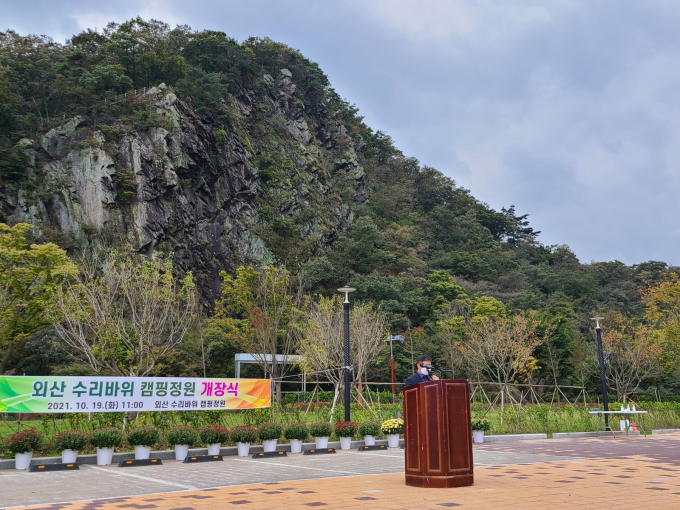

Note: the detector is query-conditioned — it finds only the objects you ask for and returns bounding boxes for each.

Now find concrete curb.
[482,433,547,442]
[652,429,680,434]
[552,431,640,439]
[0,439,392,470]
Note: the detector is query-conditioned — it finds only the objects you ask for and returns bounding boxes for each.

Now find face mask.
[420,366,430,376]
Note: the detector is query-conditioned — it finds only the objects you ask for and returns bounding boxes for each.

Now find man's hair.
[416,355,432,365]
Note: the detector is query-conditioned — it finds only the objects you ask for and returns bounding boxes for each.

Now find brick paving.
[6,433,680,510]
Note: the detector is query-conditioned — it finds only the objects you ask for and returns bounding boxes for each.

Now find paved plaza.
[4,433,680,509]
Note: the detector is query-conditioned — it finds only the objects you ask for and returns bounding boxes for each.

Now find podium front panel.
[444,380,473,473]
[403,379,473,488]
[404,384,420,473]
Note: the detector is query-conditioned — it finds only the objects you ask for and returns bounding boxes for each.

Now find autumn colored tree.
[214,266,303,401]
[595,315,662,402]
[297,295,387,406]
[643,274,680,376]
[53,250,197,376]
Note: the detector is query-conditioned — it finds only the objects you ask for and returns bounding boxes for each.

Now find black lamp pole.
[592,316,609,428]
[338,286,356,422]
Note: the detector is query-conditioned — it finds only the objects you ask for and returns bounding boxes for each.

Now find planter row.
[2,437,401,470]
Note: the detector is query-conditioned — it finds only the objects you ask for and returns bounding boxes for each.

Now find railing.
[101,86,152,106]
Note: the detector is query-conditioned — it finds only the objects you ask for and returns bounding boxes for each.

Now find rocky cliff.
[0,71,368,303]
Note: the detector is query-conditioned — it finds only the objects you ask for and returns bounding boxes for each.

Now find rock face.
[0,73,368,304]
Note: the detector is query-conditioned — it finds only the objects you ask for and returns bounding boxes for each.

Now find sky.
[4,0,680,266]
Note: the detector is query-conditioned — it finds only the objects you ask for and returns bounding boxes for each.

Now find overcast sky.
[4,0,680,265]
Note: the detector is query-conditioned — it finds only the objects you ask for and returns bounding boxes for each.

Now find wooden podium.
[403,379,474,488]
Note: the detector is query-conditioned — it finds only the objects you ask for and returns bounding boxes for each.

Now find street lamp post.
[338,286,356,422]
[386,335,405,402]
[591,316,610,428]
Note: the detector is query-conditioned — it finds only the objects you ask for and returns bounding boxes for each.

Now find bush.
[90,427,124,449]
[309,422,333,438]
[199,425,230,445]
[471,419,491,432]
[53,430,88,451]
[258,422,283,441]
[381,419,404,435]
[334,421,358,437]
[284,422,309,441]
[358,421,381,437]
[230,425,258,444]
[166,426,198,446]
[127,426,160,447]
[6,429,43,454]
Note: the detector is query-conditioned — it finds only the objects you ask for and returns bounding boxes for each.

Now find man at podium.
[404,355,440,387]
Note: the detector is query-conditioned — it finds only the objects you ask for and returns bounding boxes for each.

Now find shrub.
[230,425,258,444]
[381,419,404,435]
[258,422,283,441]
[90,427,124,449]
[6,429,43,454]
[53,430,88,451]
[199,425,230,445]
[309,422,333,438]
[358,421,381,437]
[166,426,198,446]
[284,422,309,441]
[334,421,358,437]
[471,419,492,432]
[127,426,160,447]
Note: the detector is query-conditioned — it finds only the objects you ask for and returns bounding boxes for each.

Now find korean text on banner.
[0,376,271,413]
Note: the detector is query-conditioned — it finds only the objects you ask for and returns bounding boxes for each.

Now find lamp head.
[590,316,604,329]
[337,286,356,303]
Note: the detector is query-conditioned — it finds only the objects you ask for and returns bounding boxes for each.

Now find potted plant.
[127,426,160,459]
[53,430,88,464]
[90,427,124,465]
[309,422,333,449]
[284,423,309,453]
[358,421,381,446]
[334,421,358,450]
[231,425,258,457]
[381,419,404,448]
[258,422,283,452]
[200,425,230,456]
[471,419,491,443]
[166,425,198,461]
[6,429,43,470]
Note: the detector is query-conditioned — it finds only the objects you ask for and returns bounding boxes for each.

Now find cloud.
[4,0,680,264]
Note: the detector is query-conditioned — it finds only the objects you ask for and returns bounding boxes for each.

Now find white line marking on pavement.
[232,458,363,475]
[357,453,404,459]
[87,465,198,490]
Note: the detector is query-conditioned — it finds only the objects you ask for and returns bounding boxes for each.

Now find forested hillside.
[1,18,679,401]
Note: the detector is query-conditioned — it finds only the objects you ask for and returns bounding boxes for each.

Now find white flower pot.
[62,449,78,463]
[96,447,114,466]
[263,439,278,452]
[237,442,250,457]
[387,434,400,448]
[175,444,189,461]
[314,436,329,449]
[134,445,151,459]
[364,435,375,446]
[290,439,302,453]
[207,443,221,455]
[14,451,33,470]
[340,437,352,450]
[472,430,485,443]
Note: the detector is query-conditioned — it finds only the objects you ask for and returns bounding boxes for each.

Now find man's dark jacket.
[404,373,429,388]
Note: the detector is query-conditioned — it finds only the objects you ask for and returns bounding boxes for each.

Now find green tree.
[0,223,77,373]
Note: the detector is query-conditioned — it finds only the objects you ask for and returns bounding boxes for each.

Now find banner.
[0,376,271,413]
